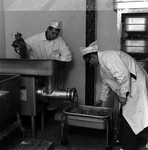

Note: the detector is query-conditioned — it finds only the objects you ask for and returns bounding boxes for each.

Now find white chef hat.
[80,41,98,56]
[49,21,60,29]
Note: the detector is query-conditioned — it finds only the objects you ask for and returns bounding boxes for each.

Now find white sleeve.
[107,61,131,98]
[24,37,39,59]
[57,37,73,62]
[100,79,111,101]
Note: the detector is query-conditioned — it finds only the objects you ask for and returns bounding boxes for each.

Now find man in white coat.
[80,41,148,150]
[25,20,72,61]
[12,21,72,61]
[25,21,72,117]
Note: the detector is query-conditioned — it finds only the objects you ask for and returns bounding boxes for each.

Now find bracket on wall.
[85,0,96,106]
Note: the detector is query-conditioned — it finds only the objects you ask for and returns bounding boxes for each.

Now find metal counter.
[0,58,66,76]
[0,59,67,138]
[0,74,25,140]
[61,105,113,150]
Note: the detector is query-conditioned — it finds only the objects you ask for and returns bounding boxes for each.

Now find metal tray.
[113,1,148,9]
[125,25,148,32]
[123,40,148,53]
[63,105,112,130]
[114,0,147,2]
[123,46,148,53]
[61,105,113,149]
[124,40,148,46]
[0,58,66,76]
[125,17,147,24]
[124,17,148,31]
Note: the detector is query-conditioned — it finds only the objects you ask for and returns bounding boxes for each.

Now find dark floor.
[0,108,147,150]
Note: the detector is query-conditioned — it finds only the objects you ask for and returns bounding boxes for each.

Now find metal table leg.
[61,114,69,146]
[31,116,35,139]
[103,114,113,150]
[41,111,44,132]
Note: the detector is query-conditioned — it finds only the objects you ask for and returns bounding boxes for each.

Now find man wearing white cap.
[24,21,72,118]
[24,20,72,61]
[80,42,148,150]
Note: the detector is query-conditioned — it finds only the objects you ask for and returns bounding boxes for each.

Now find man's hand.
[94,100,102,107]
[119,97,127,106]
[51,50,60,59]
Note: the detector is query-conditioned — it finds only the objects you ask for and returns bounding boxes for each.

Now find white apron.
[98,50,148,134]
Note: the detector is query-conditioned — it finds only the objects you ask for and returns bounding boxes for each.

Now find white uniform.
[25,32,72,110]
[25,32,72,61]
[98,50,148,134]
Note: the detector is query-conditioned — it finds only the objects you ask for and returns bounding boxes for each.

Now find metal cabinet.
[116,8,148,63]
[114,1,148,148]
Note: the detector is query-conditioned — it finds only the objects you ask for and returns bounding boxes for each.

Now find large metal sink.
[0,58,66,76]
[0,59,67,138]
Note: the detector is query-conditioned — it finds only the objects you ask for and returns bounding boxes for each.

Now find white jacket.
[25,32,72,61]
[98,50,148,134]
